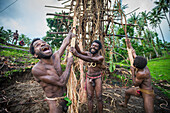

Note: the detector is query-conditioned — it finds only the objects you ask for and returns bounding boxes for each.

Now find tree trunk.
[147,27,159,57]
[149,53,152,60]
[158,24,169,54]
[67,1,79,113]
[143,30,152,48]
[78,0,88,103]
[78,40,87,103]
[163,11,170,28]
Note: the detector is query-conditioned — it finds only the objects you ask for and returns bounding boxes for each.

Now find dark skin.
[12,30,19,44]
[31,31,74,113]
[70,42,104,113]
[119,39,154,113]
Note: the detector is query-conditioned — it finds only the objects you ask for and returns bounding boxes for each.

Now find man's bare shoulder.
[32,62,45,77]
[32,61,41,70]
[136,67,150,79]
[52,51,60,58]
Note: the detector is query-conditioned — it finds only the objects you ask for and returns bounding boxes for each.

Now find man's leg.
[142,93,154,113]
[15,38,18,45]
[87,78,95,113]
[12,38,15,44]
[47,100,63,113]
[119,87,140,107]
[95,78,103,113]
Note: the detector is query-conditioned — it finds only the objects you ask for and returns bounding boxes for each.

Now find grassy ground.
[0,46,39,77]
[147,55,170,97]
[147,55,170,82]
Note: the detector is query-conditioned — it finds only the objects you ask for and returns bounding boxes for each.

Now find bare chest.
[43,64,58,76]
[87,62,102,74]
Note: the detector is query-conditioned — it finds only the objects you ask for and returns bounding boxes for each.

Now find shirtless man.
[119,38,154,113]
[70,40,104,113]
[12,30,19,45]
[29,30,75,113]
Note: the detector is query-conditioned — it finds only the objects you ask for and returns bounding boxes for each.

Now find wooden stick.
[48,32,143,40]
[113,21,138,26]
[46,13,73,19]
[106,34,143,40]
[45,5,70,9]
[126,7,140,16]
[49,32,68,34]
[62,0,71,5]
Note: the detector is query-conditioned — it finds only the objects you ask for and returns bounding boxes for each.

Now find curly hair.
[133,56,147,69]
[92,40,102,50]
[29,38,40,55]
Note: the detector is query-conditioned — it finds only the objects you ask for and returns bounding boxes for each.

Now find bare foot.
[119,102,127,107]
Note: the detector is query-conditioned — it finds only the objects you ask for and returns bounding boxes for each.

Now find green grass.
[0,47,39,77]
[147,55,170,82]
[147,55,170,98]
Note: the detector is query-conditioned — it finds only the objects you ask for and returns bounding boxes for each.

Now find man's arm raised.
[75,43,88,56]
[71,47,104,63]
[130,66,144,86]
[54,30,75,58]
[125,38,137,58]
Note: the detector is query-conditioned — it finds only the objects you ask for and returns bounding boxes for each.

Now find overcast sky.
[0,0,169,42]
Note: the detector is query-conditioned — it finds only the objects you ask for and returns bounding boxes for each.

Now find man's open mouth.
[42,47,49,51]
[91,48,96,51]
[41,46,51,53]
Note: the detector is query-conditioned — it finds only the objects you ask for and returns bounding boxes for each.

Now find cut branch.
[48,32,143,39]
[113,21,138,26]
[111,51,129,64]
[45,5,70,9]
[106,34,143,40]
[62,0,71,5]
[126,7,140,16]
[46,13,73,19]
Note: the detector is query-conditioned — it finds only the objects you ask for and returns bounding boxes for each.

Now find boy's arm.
[126,38,137,58]
[130,66,143,86]
[132,49,137,58]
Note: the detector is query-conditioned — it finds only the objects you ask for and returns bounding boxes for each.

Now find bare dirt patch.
[0,71,169,113]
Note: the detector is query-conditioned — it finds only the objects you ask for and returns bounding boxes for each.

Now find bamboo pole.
[45,5,70,9]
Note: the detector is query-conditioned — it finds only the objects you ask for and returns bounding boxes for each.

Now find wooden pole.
[45,5,70,9]
[46,13,73,19]
[67,0,79,113]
